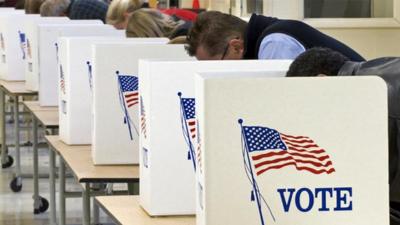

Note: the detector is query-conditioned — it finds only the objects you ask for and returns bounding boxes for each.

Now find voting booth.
[38,24,116,106]
[138,60,291,216]
[0,14,40,80]
[0,8,23,12]
[92,43,190,165]
[58,37,168,145]
[23,18,101,91]
[195,74,389,225]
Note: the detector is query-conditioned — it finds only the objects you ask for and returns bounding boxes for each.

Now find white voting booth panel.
[195,74,389,225]
[138,60,291,216]
[0,8,22,12]
[92,43,190,165]
[38,24,114,106]
[0,14,40,80]
[24,17,71,90]
[24,18,101,91]
[58,37,167,145]
[0,9,24,15]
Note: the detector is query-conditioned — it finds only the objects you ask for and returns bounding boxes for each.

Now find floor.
[0,116,114,225]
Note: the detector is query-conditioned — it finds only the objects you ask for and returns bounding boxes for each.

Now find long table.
[45,135,140,225]
[0,81,37,194]
[23,101,58,214]
[96,196,195,225]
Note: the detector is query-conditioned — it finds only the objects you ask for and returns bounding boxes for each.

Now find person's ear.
[124,12,132,20]
[229,38,244,55]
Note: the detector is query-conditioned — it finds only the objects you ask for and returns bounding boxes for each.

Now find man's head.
[40,0,70,17]
[185,11,248,60]
[286,47,350,77]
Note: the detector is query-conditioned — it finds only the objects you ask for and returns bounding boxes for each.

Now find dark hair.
[286,47,350,77]
[15,0,25,9]
[185,11,247,57]
[26,0,46,14]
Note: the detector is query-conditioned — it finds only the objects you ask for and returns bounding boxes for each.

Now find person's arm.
[258,33,306,60]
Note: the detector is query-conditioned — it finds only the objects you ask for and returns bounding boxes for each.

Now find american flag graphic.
[178,92,197,171]
[140,96,147,139]
[242,125,335,176]
[18,31,26,60]
[182,98,196,139]
[117,75,139,108]
[59,65,65,94]
[117,72,139,140]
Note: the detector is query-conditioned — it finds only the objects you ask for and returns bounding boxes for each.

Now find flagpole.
[87,61,92,91]
[238,119,265,225]
[55,43,59,62]
[178,92,196,171]
[117,71,133,140]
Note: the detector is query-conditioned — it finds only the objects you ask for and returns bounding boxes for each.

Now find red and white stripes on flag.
[197,141,202,173]
[124,92,139,108]
[140,96,147,139]
[253,133,335,176]
[242,125,335,176]
[187,118,196,140]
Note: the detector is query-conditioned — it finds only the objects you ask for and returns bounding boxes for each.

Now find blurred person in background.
[25,0,44,13]
[125,8,192,41]
[40,0,109,23]
[106,0,144,29]
[0,0,21,7]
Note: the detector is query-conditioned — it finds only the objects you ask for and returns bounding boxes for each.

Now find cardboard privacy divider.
[92,42,190,165]
[195,74,389,225]
[0,14,40,80]
[58,37,168,145]
[0,9,24,15]
[38,24,115,106]
[0,8,22,12]
[24,18,101,91]
[138,60,291,216]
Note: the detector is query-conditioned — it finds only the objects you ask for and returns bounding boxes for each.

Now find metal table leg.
[0,89,5,164]
[83,183,91,225]
[32,117,40,211]
[59,157,66,225]
[93,198,100,225]
[0,89,11,168]
[128,182,139,195]
[32,116,49,214]
[10,96,22,192]
[49,148,56,224]
[33,117,49,214]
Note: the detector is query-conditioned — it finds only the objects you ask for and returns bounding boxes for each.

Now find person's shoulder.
[73,0,108,6]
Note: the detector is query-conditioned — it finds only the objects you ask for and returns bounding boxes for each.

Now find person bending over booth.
[40,0,109,23]
[106,0,197,30]
[286,47,400,225]
[106,0,144,29]
[185,11,365,61]
[125,8,192,41]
